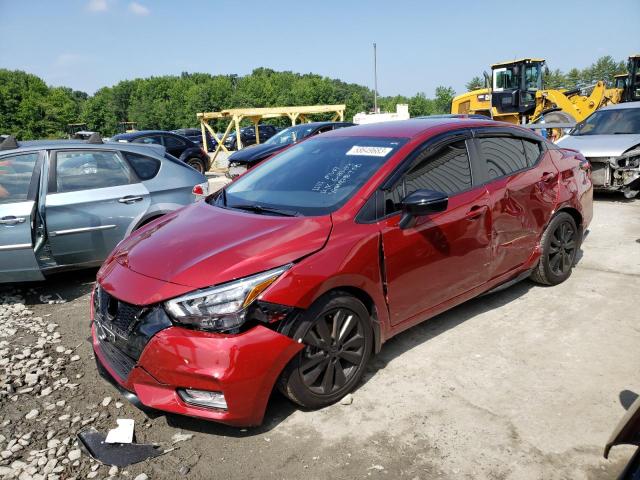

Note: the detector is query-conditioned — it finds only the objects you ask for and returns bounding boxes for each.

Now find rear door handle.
[0,216,27,225]
[118,195,143,204]
[465,205,487,220]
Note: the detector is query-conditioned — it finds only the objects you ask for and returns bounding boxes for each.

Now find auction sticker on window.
[346,145,394,157]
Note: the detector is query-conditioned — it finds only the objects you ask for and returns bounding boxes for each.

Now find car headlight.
[164,265,291,332]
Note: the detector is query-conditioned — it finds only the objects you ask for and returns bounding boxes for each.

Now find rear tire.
[530,212,579,285]
[277,292,373,409]
[186,158,206,173]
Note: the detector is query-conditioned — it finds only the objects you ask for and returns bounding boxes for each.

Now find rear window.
[124,152,161,180]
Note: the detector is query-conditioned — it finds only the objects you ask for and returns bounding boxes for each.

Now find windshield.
[524,64,543,90]
[493,63,542,91]
[264,124,318,146]
[220,136,407,216]
[571,108,640,136]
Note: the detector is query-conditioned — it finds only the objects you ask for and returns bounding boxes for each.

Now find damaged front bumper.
[91,282,303,426]
[588,148,640,198]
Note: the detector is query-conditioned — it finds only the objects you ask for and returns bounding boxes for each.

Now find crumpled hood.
[556,134,640,158]
[102,201,332,289]
[228,143,287,165]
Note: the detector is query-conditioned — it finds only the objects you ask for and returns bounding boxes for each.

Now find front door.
[0,151,45,282]
[45,149,151,267]
[378,138,492,326]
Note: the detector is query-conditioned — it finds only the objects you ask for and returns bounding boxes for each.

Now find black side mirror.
[399,189,448,229]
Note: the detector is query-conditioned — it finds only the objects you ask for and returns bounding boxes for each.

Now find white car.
[556,102,640,198]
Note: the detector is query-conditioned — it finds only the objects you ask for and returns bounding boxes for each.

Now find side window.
[316,126,333,134]
[163,135,186,148]
[0,152,39,204]
[124,152,161,180]
[522,138,542,167]
[55,151,132,193]
[384,140,472,215]
[477,137,528,179]
[134,135,162,145]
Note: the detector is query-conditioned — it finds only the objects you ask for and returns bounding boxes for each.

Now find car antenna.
[0,135,19,151]
[87,133,104,144]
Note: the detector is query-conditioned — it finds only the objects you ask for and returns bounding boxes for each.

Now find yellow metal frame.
[197,104,346,165]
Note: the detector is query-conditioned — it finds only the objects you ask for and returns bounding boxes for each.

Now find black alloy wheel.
[300,307,366,395]
[531,212,579,285]
[278,292,372,409]
[548,220,577,276]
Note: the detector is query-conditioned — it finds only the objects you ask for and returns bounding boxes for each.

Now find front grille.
[95,286,145,337]
[95,334,136,381]
[93,285,146,381]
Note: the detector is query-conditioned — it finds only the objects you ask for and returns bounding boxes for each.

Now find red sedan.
[92,118,593,426]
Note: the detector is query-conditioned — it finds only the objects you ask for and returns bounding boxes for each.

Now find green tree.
[433,86,456,114]
[465,76,485,91]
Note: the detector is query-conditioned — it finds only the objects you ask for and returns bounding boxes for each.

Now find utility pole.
[373,42,378,113]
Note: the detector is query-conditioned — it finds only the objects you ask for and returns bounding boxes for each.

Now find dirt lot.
[1,195,639,480]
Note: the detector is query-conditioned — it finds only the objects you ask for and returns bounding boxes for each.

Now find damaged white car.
[557,102,640,198]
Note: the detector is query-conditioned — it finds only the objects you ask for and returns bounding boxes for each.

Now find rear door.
[473,131,558,279]
[45,149,151,266]
[0,151,45,282]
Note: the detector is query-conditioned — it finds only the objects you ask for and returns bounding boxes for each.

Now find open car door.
[0,151,45,283]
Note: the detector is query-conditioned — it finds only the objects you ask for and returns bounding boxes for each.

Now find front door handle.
[465,205,487,220]
[0,216,27,225]
[118,196,143,204]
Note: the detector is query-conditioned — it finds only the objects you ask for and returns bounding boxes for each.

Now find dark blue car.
[227,121,354,177]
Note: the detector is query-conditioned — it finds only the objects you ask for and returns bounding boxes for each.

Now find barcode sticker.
[346,146,393,157]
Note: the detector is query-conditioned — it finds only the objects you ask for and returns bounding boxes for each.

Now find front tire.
[278,292,373,409]
[530,212,579,285]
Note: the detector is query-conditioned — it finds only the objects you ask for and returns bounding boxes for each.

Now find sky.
[1,0,639,97]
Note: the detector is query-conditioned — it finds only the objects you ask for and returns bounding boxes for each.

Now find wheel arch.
[308,286,382,355]
[555,205,584,241]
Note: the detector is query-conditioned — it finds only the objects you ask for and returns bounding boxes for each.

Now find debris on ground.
[105,418,135,444]
[78,427,164,467]
[340,393,354,406]
[171,432,194,444]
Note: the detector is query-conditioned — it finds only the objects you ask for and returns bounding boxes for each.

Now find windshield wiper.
[229,204,300,217]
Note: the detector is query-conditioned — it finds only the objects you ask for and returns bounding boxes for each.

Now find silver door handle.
[118,196,143,204]
[0,216,26,225]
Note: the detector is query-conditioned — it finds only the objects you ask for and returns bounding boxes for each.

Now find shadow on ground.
[0,268,98,304]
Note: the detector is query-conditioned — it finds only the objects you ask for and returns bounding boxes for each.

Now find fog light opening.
[178,388,227,410]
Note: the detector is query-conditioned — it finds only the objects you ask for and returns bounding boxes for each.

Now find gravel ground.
[1,195,639,480]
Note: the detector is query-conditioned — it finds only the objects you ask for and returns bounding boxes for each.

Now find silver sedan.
[556,102,640,198]
[0,136,208,283]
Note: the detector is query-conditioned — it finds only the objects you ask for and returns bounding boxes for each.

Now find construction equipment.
[66,123,97,140]
[451,57,631,127]
[118,121,138,134]
[618,54,640,103]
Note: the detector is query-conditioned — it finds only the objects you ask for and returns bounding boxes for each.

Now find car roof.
[111,130,180,139]
[325,117,501,139]
[598,101,640,111]
[0,138,168,157]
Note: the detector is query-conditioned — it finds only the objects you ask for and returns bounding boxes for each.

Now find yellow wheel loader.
[451,56,639,127]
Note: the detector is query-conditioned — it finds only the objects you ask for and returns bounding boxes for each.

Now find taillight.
[192,182,209,197]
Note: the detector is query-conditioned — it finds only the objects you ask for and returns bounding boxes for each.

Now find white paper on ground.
[105,418,135,444]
